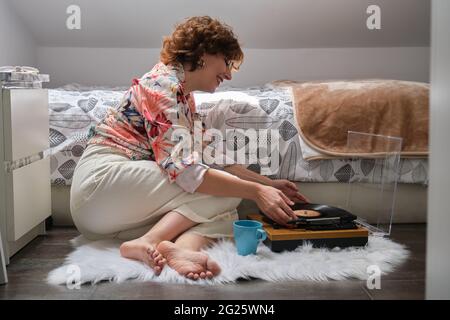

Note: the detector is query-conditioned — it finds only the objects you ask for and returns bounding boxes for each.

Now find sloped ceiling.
[8,0,430,48]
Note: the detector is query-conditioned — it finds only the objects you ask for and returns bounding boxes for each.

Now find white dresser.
[0,88,51,264]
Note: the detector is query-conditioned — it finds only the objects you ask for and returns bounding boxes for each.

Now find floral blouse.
[87,62,209,193]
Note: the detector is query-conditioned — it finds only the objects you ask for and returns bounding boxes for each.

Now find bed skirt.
[51,183,427,226]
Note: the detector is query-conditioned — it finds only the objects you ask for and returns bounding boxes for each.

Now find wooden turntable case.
[248,214,369,252]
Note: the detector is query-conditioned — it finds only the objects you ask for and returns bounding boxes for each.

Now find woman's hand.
[253,185,298,227]
[271,179,310,203]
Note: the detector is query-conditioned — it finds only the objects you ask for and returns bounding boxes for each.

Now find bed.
[47,82,429,226]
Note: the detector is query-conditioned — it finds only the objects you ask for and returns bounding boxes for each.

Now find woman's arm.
[195,168,297,227]
[195,168,260,200]
[223,164,273,186]
[223,164,310,203]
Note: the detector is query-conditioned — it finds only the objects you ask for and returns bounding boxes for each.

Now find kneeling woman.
[70,16,308,280]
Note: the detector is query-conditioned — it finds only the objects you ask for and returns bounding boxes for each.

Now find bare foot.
[157,241,221,280]
[119,237,166,275]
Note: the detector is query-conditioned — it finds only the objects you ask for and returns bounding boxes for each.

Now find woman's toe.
[206,259,221,276]
[199,272,206,279]
[206,271,213,279]
[193,273,199,280]
[154,266,161,275]
[154,254,163,263]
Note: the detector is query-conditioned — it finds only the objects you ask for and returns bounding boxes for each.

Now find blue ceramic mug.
[233,220,267,256]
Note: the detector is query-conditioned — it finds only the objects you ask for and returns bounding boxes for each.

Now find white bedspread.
[47,84,428,186]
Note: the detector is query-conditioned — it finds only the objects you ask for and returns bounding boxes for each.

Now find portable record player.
[248,203,369,252]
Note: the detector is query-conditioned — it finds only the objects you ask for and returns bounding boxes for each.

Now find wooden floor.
[0,224,426,300]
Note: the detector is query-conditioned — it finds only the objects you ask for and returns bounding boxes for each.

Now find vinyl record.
[259,203,357,225]
[293,209,322,218]
[291,203,356,221]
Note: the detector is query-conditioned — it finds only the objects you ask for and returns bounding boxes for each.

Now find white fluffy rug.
[47,235,409,286]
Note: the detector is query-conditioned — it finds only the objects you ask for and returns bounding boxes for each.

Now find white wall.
[4,0,429,87]
[0,0,36,67]
[37,46,430,88]
[426,0,450,300]
[9,0,430,49]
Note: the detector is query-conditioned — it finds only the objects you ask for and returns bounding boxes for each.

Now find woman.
[70,16,309,281]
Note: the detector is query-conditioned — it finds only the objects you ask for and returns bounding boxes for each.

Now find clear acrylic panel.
[343,131,402,236]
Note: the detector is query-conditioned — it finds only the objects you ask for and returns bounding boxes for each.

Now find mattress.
[47,84,429,186]
[48,88,125,185]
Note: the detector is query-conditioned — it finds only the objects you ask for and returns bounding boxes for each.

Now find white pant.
[70,144,242,240]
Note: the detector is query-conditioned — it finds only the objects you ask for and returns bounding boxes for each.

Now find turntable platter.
[293,209,321,218]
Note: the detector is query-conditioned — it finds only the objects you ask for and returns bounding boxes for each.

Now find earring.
[198,59,205,68]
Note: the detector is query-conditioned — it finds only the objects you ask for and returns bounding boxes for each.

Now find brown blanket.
[279,80,429,160]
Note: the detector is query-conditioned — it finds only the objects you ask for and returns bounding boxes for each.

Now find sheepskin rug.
[47,235,409,286]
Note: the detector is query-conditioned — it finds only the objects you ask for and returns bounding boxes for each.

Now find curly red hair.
[160,16,244,72]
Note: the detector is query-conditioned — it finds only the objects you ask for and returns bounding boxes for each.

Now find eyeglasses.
[224,59,239,72]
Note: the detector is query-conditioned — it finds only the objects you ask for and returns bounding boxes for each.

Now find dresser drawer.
[2,89,49,161]
[5,158,51,241]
